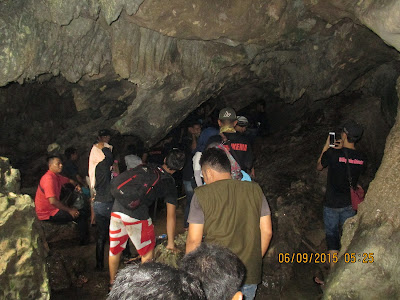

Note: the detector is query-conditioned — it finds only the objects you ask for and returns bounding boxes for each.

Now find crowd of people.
[33,104,366,298]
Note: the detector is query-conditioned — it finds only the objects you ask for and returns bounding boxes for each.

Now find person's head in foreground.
[108,262,206,300]
[181,243,246,300]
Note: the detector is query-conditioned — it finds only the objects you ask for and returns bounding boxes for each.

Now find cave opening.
[2,74,399,299]
[2,1,400,299]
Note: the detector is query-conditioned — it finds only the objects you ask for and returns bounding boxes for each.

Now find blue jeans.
[323,205,355,250]
[94,201,113,268]
[241,284,257,300]
[183,180,194,228]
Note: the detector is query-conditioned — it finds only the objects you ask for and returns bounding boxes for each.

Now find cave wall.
[324,76,400,299]
[1,0,399,148]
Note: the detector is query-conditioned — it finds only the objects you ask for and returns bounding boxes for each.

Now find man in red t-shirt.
[35,155,88,244]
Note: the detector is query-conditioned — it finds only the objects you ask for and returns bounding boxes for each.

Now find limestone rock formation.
[324,76,400,299]
[0,157,21,194]
[0,158,50,300]
[1,0,399,150]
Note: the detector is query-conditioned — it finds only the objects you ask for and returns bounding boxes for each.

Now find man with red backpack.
[108,149,185,287]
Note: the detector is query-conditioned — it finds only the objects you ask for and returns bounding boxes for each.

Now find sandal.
[124,255,141,264]
[313,276,325,286]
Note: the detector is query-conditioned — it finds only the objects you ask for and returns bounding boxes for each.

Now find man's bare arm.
[48,197,79,218]
[186,223,204,254]
[166,203,177,250]
[260,215,272,257]
[317,136,330,171]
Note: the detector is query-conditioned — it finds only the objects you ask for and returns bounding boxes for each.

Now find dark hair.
[98,129,112,137]
[188,119,202,128]
[108,262,206,300]
[180,243,245,300]
[346,135,357,144]
[200,148,231,173]
[165,149,185,170]
[64,147,77,160]
[219,119,236,126]
[47,155,62,165]
[127,144,137,155]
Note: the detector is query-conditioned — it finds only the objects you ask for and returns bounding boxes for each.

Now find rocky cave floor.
[48,203,323,300]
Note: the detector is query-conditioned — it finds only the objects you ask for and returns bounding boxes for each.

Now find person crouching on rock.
[35,155,89,245]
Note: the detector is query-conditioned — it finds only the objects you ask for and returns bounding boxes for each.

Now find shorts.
[109,212,155,256]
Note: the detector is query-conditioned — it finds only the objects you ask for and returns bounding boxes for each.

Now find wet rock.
[0,157,21,194]
[0,191,50,299]
[40,222,79,244]
[47,252,87,291]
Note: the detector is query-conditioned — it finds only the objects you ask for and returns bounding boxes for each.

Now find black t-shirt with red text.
[321,147,367,208]
[206,132,254,173]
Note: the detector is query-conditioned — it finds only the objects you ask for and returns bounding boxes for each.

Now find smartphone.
[329,132,336,147]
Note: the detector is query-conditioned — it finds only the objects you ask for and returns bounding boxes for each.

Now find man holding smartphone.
[315,120,366,283]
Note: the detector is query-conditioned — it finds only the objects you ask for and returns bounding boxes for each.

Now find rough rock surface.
[252,93,392,296]
[0,157,21,194]
[0,159,50,300]
[1,0,399,149]
[323,76,400,299]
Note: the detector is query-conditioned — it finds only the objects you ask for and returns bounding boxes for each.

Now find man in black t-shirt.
[317,120,366,271]
[206,107,254,176]
[63,147,87,187]
[108,149,185,287]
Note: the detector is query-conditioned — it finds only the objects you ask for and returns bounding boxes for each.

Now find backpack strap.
[38,184,45,193]
[222,139,241,165]
[145,168,161,195]
[342,149,354,189]
[117,174,138,190]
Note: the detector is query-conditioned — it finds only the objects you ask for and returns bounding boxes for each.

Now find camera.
[329,132,335,147]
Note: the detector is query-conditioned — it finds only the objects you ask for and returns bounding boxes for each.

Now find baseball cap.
[343,120,363,140]
[237,116,249,127]
[219,107,237,120]
[98,129,112,137]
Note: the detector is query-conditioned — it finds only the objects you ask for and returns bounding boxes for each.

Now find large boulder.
[0,157,50,299]
[324,76,400,299]
[0,193,50,300]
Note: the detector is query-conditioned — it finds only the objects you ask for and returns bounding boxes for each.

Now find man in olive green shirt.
[186,148,272,300]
